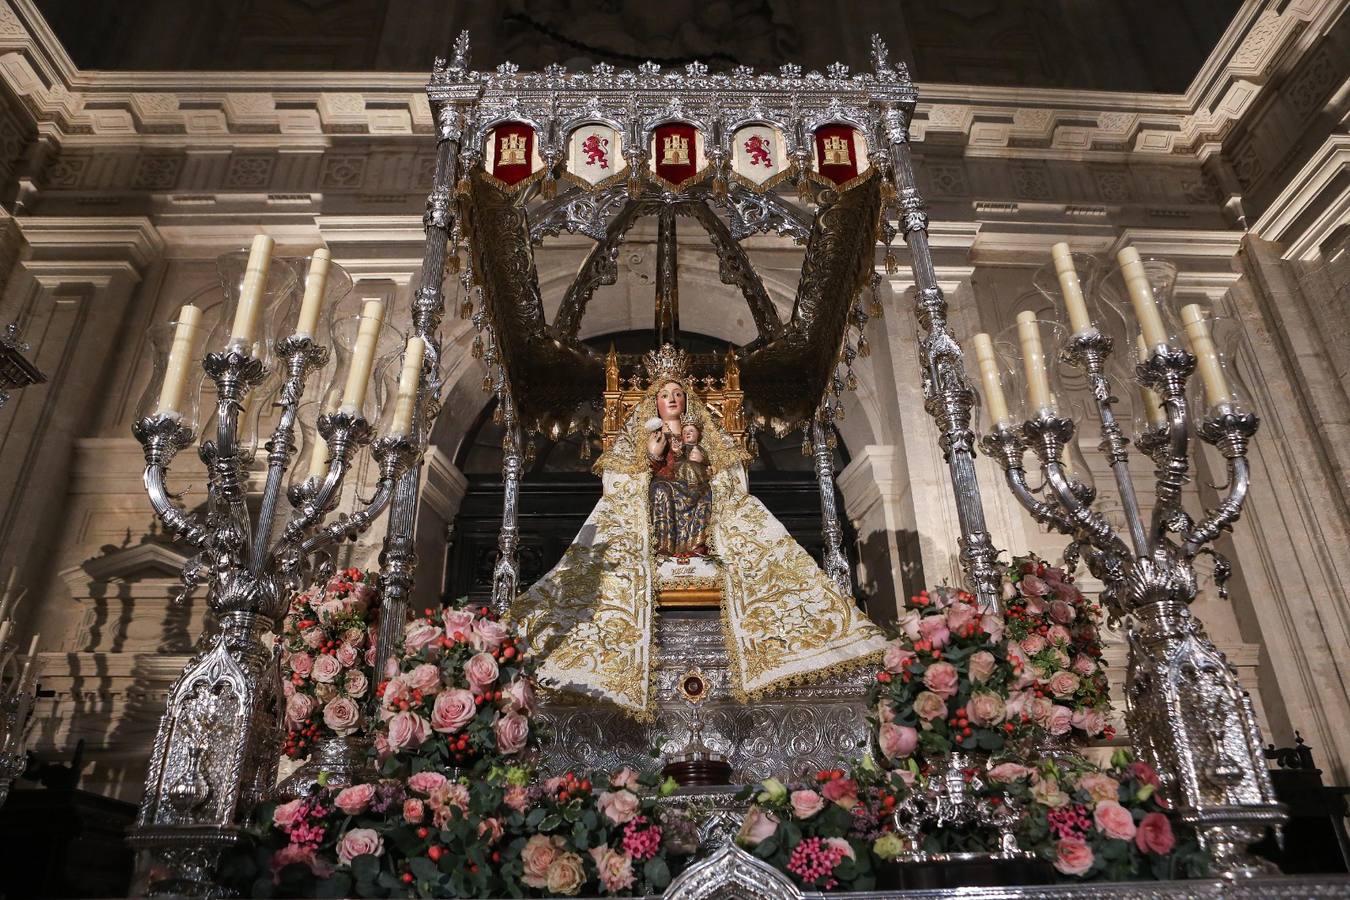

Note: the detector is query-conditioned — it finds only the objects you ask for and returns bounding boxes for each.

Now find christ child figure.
[673,417,709,491]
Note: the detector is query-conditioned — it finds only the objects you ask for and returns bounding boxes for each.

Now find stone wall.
[0,0,1346,799]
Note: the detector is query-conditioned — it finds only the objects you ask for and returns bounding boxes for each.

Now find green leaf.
[753,838,778,859]
[539,813,561,831]
[525,808,546,828]
[410,856,441,882]
[644,857,671,890]
[351,854,380,883]
[317,872,353,899]
[572,820,590,849]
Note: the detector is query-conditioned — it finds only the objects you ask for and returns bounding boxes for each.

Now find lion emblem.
[581,134,610,169]
[744,134,773,168]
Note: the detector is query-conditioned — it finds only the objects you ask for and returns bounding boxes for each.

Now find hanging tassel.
[578,436,592,460]
[459,298,473,319]
[627,167,643,198]
[835,402,847,421]
[524,440,537,467]
[858,334,871,358]
[471,335,483,359]
[884,248,898,275]
[880,176,897,200]
[481,374,492,393]
[797,176,813,202]
[869,295,884,317]
[541,172,557,199]
[712,174,727,199]
[455,176,471,197]
[846,368,858,391]
[446,252,461,274]
[492,403,503,424]
[801,434,812,457]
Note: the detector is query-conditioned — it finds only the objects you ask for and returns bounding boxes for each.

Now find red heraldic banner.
[489,121,536,186]
[813,125,859,185]
[653,123,698,186]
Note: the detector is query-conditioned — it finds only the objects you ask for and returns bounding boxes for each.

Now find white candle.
[1180,304,1233,408]
[971,333,1010,425]
[1137,334,1167,426]
[387,337,426,437]
[1016,311,1055,413]
[1117,246,1169,349]
[229,234,275,349]
[340,299,386,414]
[295,249,331,339]
[1051,242,1093,334]
[0,621,11,648]
[155,304,204,417]
[18,633,38,685]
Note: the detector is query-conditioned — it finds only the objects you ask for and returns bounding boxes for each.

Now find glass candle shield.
[1182,309,1254,420]
[319,312,405,423]
[273,255,354,342]
[1101,256,1182,355]
[994,314,1069,423]
[135,290,227,439]
[1032,251,1111,335]
[215,248,299,361]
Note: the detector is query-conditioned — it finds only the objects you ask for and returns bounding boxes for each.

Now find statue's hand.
[647,430,667,461]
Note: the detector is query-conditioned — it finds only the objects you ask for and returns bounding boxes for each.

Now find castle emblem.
[662,133,691,166]
[822,134,852,166]
[498,132,528,166]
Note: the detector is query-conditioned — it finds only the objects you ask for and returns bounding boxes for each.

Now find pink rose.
[273,798,306,829]
[407,771,447,795]
[1030,696,1054,726]
[271,844,328,881]
[521,834,565,889]
[507,678,538,714]
[312,654,342,684]
[478,817,504,845]
[736,806,779,846]
[403,621,441,654]
[282,680,295,698]
[987,762,1031,783]
[323,697,361,736]
[430,688,477,733]
[1032,775,1070,807]
[610,766,640,790]
[366,644,378,667]
[1006,641,1030,669]
[968,650,997,684]
[589,846,636,895]
[464,652,499,691]
[825,837,856,861]
[1128,762,1162,789]
[471,617,509,651]
[342,627,367,647]
[896,609,922,641]
[1135,812,1176,855]
[790,789,826,818]
[1005,689,1032,720]
[349,581,375,606]
[598,788,641,825]
[336,643,360,667]
[432,783,470,812]
[334,783,376,815]
[879,723,918,760]
[922,661,959,698]
[945,601,977,632]
[504,785,531,814]
[883,640,914,674]
[913,690,947,724]
[1025,595,1046,615]
[288,652,314,677]
[494,711,530,754]
[344,669,369,699]
[1021,634,1046,654]
[1054,580,1082,604]
[967,692,1006,727]
[406,663,442,695]
[1048,670,1080,698]
[317,598,345,625]
[546,852,586,897]
[403,798,425,823]
[821,777,858,810]
[1072,707,1107,737]
[877,700,896,723]
[385,710,430,750]
[1047,624,1073,646]
[1047,704,1074,735]
[1020,574,1049,597]
[918,615,951,649]
[980,614,1006,643]
[1048,600,1077,624]
[337,828,383,865]
[1077,773,1121,805]
[1094,800,1137,841]
[1054,838,1094,876]
[1072,654,1097,677]
[285,692,315,727]
[443,609,475,641]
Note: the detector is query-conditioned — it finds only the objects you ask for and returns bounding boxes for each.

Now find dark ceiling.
[37,0,1242,93]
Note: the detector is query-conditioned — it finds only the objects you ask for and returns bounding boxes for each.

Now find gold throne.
[601,345,747,610]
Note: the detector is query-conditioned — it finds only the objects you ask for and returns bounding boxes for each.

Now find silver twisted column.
[810,420,853,598]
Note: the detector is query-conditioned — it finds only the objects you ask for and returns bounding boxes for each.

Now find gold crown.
[643,343,690,383]
[678,411,702,428]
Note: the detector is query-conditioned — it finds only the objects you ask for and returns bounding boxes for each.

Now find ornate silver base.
[274,733,377,800]
[535,610,872,781]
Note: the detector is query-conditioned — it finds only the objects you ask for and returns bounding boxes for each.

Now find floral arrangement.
[734,759,915,892]
[1000,555,1113,743]
[280,568,380,758]
[377,602,538,773]
[243,766,696,898]
[986,751,1206,881]
[869,584,1029,761]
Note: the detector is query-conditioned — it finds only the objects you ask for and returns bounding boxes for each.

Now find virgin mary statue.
[512,345,886,718]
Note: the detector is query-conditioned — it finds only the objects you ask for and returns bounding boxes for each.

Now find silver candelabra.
[976,247,1285,875]
[127,245,423,896]
[0,617,38,808]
